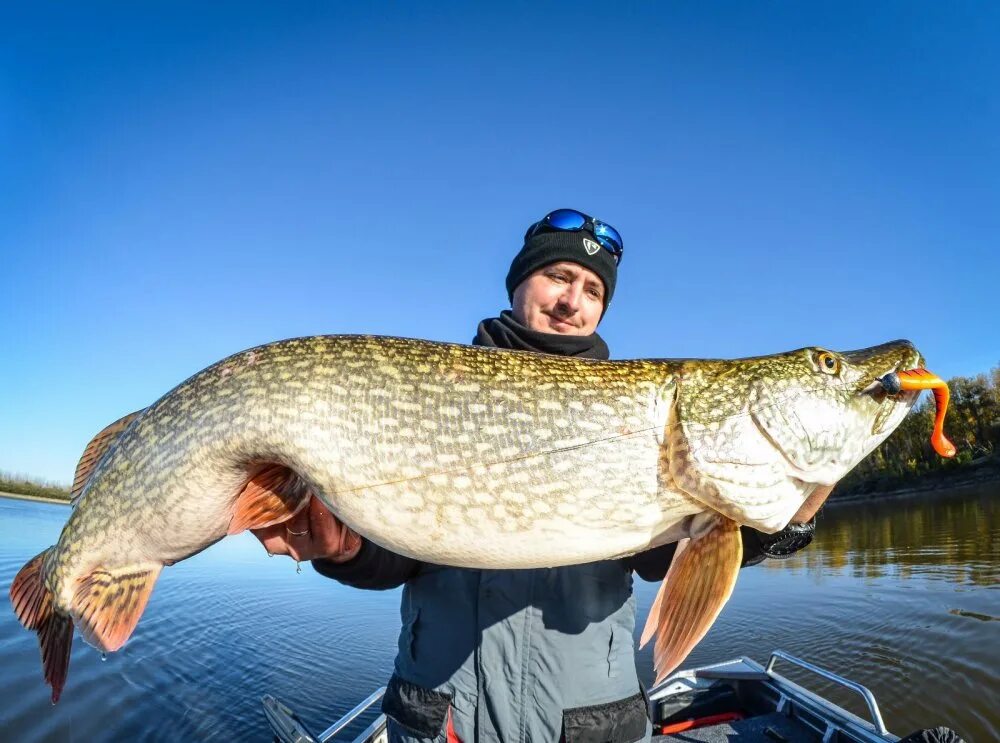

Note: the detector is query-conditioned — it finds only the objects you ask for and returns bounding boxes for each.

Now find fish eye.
[816,351,840,375]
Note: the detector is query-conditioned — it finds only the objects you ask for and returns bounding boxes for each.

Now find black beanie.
[505,230,618,312]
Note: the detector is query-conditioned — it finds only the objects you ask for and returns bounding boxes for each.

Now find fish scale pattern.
[48,336,921,601]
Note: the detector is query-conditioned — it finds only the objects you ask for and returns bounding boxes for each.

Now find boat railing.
[765,649,889,736]
[315,687,386,743]
[262,686,386,743]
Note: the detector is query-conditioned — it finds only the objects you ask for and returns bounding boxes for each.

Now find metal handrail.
[317,687,387,742]
[351,715,388,743]
[765,650,889,736]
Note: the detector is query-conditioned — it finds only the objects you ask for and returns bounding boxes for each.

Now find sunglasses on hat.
[524,209,624,265]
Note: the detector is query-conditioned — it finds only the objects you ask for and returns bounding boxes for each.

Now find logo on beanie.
[582,238,601,256]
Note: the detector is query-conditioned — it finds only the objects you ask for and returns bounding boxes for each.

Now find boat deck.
[648,653,897,743]
[263,651,900,743]
[656,710,816,742]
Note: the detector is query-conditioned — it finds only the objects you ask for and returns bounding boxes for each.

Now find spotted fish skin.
[56,336,923,590]
[15,335,926,702]
[56,335,691,592]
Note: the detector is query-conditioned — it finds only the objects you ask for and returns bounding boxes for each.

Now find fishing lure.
[879,369,957,458]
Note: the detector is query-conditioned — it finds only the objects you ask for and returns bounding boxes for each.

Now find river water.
[0,485,996,742]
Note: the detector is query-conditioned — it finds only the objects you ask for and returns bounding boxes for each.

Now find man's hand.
[251,494,363,563]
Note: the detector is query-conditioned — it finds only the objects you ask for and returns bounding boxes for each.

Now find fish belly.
[358,496,703,568]
[318,435,703,568]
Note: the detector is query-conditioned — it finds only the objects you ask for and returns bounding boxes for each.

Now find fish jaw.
[668,340,924,532]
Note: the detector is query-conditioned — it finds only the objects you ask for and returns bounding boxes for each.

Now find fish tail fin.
[40,612,74,703]
[71,563,162,655]
[228,463,310,534]
[9,548,74,703]
[10,548,54,630]
[642,517,743,685]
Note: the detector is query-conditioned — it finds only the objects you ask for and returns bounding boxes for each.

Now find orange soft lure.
[881,368,957,458]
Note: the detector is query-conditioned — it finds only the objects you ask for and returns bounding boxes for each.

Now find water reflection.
[768,484,999,587]
[1,486,997,741]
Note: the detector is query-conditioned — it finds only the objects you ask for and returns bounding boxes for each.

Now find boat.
[262,649,904,742]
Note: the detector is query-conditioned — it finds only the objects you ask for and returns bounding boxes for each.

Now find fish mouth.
[870,374,917,436]
[858,349,924,437]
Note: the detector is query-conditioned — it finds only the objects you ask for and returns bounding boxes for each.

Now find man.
[254,210,819,743]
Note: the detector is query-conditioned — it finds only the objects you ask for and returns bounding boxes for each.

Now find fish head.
[671,340,923,532]
[749,339,924,479]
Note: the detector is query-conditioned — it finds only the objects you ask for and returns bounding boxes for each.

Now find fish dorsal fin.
[71,410,145,503]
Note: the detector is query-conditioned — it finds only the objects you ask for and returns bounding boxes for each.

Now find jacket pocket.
[607,625,627,679]
[562,691,649,743]
[382,673,452,740]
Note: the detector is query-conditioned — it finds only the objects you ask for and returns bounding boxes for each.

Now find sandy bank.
[0,490,71,506]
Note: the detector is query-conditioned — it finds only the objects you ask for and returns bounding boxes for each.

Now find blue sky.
[2,2,997,483]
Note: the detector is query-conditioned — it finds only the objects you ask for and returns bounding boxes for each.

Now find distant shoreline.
[829,467,1000,506]
[0,490,71,506]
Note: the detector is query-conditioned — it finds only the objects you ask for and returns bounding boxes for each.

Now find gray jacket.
[310,318,791,741]
[390,562,651,743]
[312,520,790,742]
[314,540,683,743]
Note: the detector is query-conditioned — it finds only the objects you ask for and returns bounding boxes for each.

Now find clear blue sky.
[2,3,997,483]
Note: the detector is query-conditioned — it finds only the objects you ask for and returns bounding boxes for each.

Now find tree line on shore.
[0,471,72,501]
[3,363,998,503]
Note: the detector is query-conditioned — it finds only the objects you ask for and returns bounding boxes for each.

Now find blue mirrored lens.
[595,237,622,263]
[546,209,587,230]
[593,222,623,253]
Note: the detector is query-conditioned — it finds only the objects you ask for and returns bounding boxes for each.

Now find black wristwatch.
[740,518,816,566]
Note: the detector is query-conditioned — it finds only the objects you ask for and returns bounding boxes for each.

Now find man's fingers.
[307,496,340,546]
[249,496,361,563]
[284,507,311,537]
[792,484,835,523]
[252,525,293,557]
[308,496,362,562]
[339,524,362,556]
[250,509,310,559]
[282,505,314,561]
[250,523,281,542]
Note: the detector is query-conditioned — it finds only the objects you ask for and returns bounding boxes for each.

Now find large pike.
[10,336,954,702]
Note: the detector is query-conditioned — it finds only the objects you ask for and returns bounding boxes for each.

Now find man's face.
[511,261,605,336]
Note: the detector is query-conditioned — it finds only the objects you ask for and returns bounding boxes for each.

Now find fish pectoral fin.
[639,538,689,648]
[9,548,74,703]
[228,463,311,535]
[641,517,743,685]
[71,409,145,504]
[71,563,162,653]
